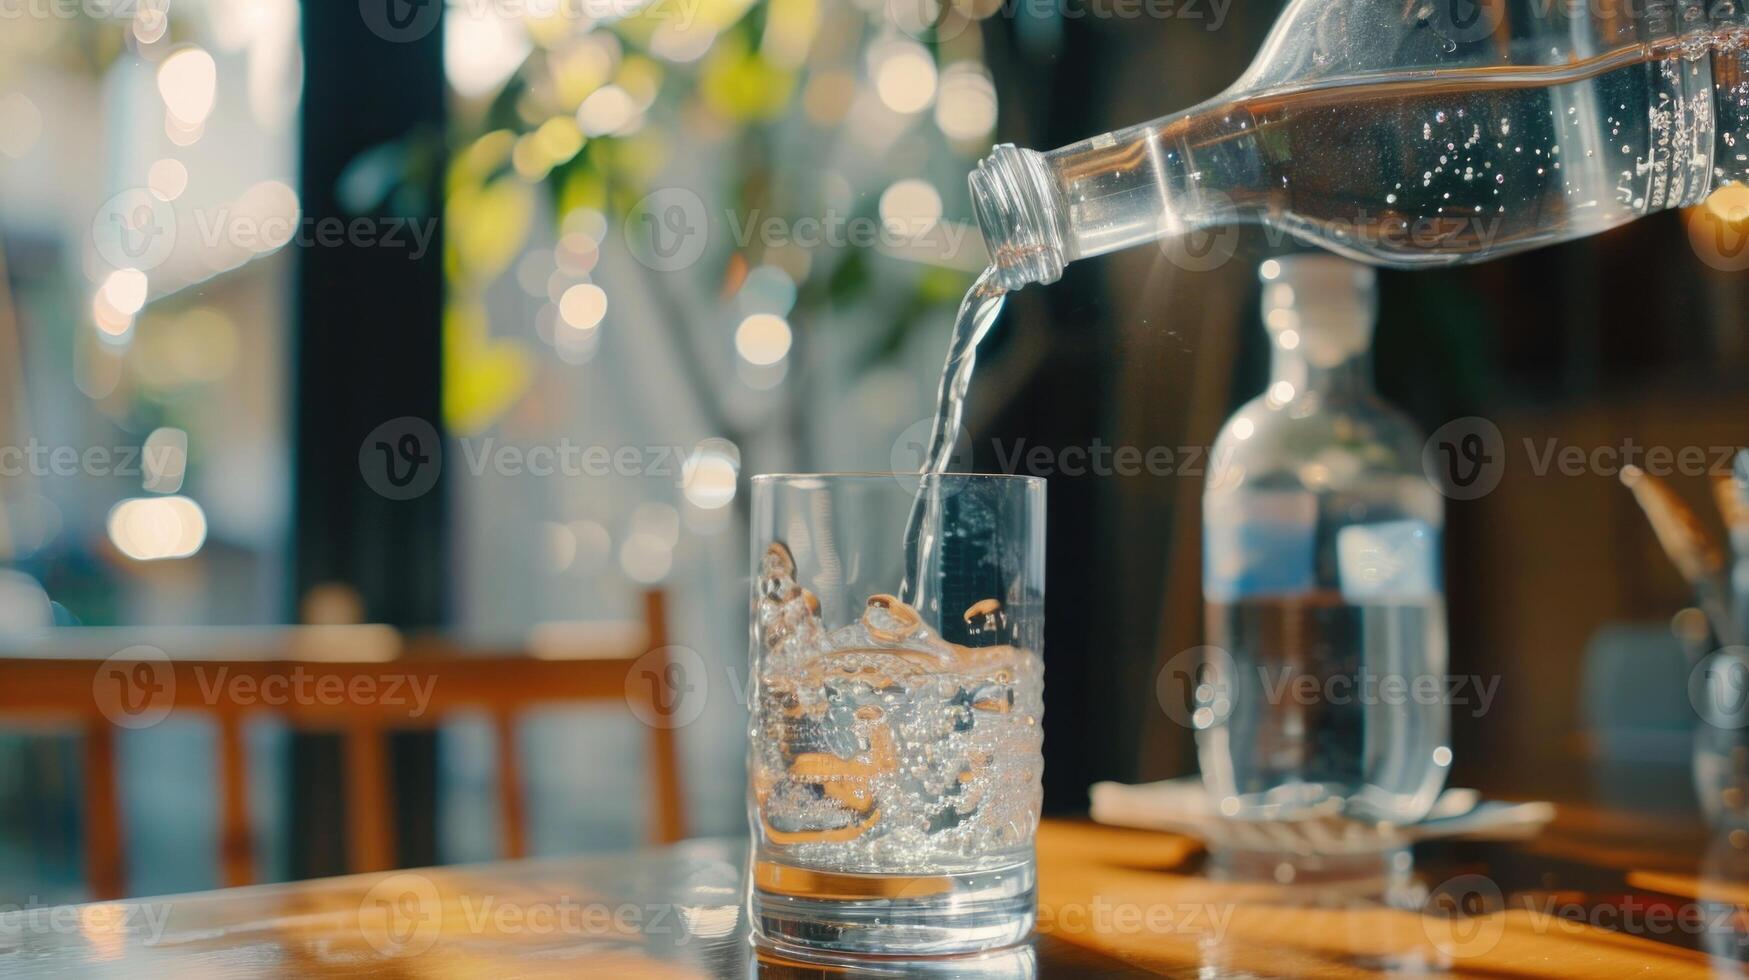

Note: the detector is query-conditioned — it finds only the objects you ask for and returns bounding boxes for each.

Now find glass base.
[750,856,1035,957]
[1208,845,1413,889]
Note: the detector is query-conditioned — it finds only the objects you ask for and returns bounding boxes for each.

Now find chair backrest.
[0,589,683,898]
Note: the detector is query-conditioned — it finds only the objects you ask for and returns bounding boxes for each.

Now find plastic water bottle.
[970,0,1749,288]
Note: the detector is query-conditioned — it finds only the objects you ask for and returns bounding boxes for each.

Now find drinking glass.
[747,473,1045,958]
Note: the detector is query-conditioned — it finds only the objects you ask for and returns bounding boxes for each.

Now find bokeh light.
[99,269,150,317]
[147,159,189,201]
[935,62,997,141]
[0,94,42,159]
[578,84,639,136]
[735,313,792,366]
[141,428,189,494]
[446,12,533,98]
[559,283,608,330]
[872,41,937,114]
[158,47,218,127]
[682,439,741,510]
[879,179,943,237]
[107,496,208,561]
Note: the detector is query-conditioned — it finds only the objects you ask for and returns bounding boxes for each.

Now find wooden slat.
[0,658,632,721]
[81,719,125,900]
[343,724,393,873]
[216,714,254,887]
[643,590,685,844]
[495,709,526,860]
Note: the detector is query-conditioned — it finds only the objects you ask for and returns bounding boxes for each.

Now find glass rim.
[750,471,1045,487]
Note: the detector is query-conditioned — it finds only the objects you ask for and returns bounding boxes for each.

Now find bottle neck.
[970,106,1247,291]
[1269,344,1372,401]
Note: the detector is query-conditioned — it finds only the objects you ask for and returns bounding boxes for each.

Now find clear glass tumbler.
[747,473,1045,958]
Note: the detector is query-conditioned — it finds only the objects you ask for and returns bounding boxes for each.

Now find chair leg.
[82,719,126,900]
[495,710,526,860]
[649,723,685,844]
[642,591,686,843]
[343,724,394,872]
[216,715,254,886]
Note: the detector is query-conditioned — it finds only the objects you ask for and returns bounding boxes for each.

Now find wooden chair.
[0,590,686,898]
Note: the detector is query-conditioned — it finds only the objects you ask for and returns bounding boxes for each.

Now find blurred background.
[2,0,1747,903]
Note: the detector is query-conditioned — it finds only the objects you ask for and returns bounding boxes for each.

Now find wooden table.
[2,812,1738,977]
